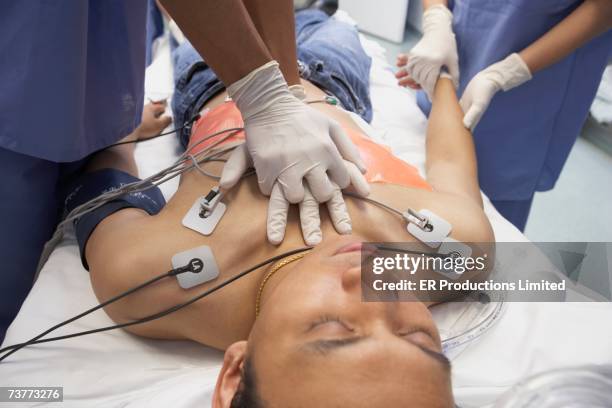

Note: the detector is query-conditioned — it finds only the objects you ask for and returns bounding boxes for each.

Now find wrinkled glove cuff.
[439,70,453,81]
[227,60,290,120]
[422,4,453,32]
[495,53,533,91]
[288,84,307,101]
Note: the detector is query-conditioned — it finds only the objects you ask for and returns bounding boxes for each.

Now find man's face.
[246,235,454,407]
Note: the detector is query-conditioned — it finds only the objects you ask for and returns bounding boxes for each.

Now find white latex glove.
[396,4,459,99]
[221,61,366,204]
[288,84,307,101]
[460,53,532,130]
[222,143,370,246]
[267,160,370,246]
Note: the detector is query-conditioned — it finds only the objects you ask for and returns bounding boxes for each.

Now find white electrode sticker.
[172,245,220,289]
[433,238,473,279]
[182,197,226,236]
[407,209,451,248]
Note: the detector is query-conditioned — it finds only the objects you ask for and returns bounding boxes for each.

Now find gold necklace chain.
[255,252,309,317]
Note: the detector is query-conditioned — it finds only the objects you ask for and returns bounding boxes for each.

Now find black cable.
[0,247,311,362]
[109,126,183,147]
[2,123,247,359]
[105,113,201,149]
[0,265,193,360]
[375,244,448,259]
[0,181,433,361]
[344,192,404,217]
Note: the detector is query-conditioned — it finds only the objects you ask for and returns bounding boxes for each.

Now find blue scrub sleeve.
[62,169,166,270]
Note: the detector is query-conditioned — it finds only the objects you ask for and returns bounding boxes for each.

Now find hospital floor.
[366,30,612,243]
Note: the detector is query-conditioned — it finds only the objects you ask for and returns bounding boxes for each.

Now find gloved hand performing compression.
[220,61,369,246]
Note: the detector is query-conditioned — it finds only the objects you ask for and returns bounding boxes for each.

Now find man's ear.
[212,341,248,408]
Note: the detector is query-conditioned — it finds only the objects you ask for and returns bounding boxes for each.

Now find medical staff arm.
[162,0,367,247]
[423,0,447,6]
[242,0,301,86]
[519,0,612,74]
[460,0,612,130]
[160,0,271,85]
[426,77,482,206]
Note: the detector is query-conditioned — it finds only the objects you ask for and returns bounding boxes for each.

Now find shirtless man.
[64,10,493,408]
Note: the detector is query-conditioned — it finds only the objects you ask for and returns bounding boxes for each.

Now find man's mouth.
[334,240,377,256]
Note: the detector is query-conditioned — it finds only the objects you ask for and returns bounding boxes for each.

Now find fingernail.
[269,234,282,245]
[268,228,283,245]
[338,221,352,235]
[361,183,371,196]
[306,232,322,246]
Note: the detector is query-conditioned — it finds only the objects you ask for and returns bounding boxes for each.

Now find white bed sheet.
[2,20,611,408]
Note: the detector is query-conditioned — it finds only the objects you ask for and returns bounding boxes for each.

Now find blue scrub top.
[418,0,612,201]
[0,1,147,162]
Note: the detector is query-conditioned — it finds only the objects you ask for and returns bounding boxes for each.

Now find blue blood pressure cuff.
[62,169,166,270]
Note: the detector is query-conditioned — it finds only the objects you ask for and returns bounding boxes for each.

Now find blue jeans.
[171,9,373,148]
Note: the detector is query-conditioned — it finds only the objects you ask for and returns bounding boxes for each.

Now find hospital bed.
[2,13,611,408]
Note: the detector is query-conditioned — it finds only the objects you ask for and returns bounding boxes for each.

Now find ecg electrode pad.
[433,238,473,279]
[172,246,220,289]
[407,209,452,248]
[182,195,226,236]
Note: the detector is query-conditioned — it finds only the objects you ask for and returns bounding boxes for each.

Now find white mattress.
[2,17,611,408]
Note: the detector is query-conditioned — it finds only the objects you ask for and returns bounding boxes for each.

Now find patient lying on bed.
[70,81,493,407]
[65,13,493,408]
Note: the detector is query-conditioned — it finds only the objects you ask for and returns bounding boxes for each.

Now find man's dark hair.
[230,357,265,408]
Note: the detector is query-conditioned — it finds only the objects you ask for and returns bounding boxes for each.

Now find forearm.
[520,0,612,74]
[86,102,172,176]
[160,0,272,85]
[426,78,481,203]
[86,139,139,176]
[242,0,300,85]
[422,0,448,10]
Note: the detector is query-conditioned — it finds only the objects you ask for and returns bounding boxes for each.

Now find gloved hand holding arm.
[459,54,532,131]
[460,0,612,130]
[395,0,459,98]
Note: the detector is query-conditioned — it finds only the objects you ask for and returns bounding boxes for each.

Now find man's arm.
[519,0,612,74]
[159,0,272,85]
[423,0,447,8]
[425,78,482,206]
[75,102,171,269]
[86,102,171,175]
